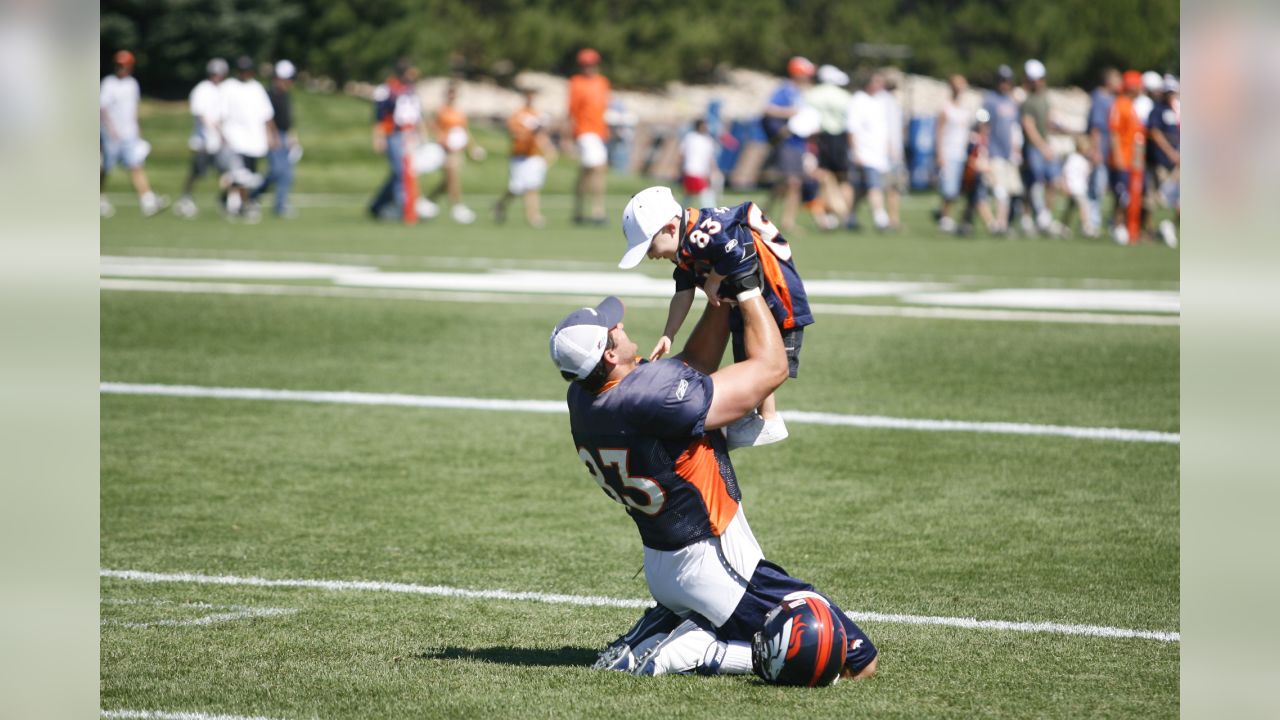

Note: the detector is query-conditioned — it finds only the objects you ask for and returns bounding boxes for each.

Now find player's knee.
[843,653,878,680]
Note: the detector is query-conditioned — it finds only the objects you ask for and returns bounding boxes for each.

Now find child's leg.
[758,393,777,420]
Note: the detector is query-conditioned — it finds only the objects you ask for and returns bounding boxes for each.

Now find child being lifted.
[618,186,814,449]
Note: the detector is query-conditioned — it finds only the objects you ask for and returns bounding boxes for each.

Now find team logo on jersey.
[675,378,689,400]
[724,239,738,252]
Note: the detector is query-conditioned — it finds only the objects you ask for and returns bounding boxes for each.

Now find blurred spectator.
[368,59,427,224]
[805,64,853,229]
[847,70,891,230]
[879,75,907,230]
[762,56,814,233]
[981,64,1023,235]
[1136,71,1163,128]
[250,60,300,219]
[175,57,229,219]
[426,82,478,224]
[934,74,972,233]
[100,50,167,218]
[1020,59,1060,233]
[1109,70,1145,244]
[494,86,554,228]
[567,48,610,225]
[958,108,994,235]
[1085,67,1121,233]
[1060,135,1095,236]
[679,118,718,208]
[221,55,276,222]
[1147,75,1180,247]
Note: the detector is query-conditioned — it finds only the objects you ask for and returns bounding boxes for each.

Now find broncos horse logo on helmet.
[751,591,847,687]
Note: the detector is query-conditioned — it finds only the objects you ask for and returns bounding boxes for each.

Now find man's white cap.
[1142,71,1163,92]
[275,59,296,79]
[817,64,849,87]
[620,186,682,269]
[1163,74,1179,93]
[1024,59,1046,82]
[549,296,624,379]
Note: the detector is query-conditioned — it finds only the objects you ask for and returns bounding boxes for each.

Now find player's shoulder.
[619,359,706,406]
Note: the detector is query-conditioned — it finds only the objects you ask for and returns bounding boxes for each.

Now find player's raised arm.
[702,282,788,431]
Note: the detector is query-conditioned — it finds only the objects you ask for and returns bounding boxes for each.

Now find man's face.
[606,323,637,364]
[646,221,680,261]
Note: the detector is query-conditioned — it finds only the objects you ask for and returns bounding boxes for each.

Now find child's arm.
[702,269,725,308]
[651,288,696,360]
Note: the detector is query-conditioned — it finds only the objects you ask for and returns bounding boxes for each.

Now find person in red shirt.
[566,48,611,225]
[1108,70,1145,244]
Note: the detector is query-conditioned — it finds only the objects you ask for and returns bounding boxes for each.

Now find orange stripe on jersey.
[754,232,796,329]
[682,207,701,237]
[673,437,738,535]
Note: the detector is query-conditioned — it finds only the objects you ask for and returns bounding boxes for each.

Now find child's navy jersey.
[567,358,742,552]
[672,202,814,330]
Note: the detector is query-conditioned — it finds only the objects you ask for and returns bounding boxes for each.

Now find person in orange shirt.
[495,86,556,228]
[426,82,480,224]
[566,48,611,225]
[1108,70,1145,244]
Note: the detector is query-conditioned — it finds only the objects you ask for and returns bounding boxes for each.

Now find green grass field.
[101,92,1179,719]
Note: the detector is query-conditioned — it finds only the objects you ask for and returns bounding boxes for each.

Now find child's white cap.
[619,186,682,269]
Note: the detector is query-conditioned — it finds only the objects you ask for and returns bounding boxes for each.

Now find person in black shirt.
[253,60,299,217]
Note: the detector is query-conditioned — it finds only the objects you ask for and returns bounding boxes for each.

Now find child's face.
[646,221,680,261]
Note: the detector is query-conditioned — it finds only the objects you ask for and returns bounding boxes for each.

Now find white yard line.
[99,382,1180,444]
[101,598,296,628]
[100,279,1180,326]
[102,710,290,720]
[99,568,1179,643]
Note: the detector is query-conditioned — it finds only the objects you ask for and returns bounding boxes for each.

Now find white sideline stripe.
[99,382,1181,445]
[100,279,1180,327]
[101,598,297,628]
[101,569,649,609]
[100,568,1179,643]
[103,710,288,720]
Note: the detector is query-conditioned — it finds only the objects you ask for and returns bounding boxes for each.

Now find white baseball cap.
[1163,74,1179,93]
[275,59,296,79]
[817,64,849,86]
[620,186,682,269]
[1024,59,1046,81]
[1142,71,1163,92]
[549,296,624,379]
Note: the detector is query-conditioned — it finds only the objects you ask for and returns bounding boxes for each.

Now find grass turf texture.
[102,91,1178,718]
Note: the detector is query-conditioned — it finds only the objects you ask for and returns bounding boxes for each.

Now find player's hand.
[649,336,673,361]
[373,135,387,154]
[717,260,764,301]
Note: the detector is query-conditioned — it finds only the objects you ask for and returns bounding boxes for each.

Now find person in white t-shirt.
[934,74,973,233]
[100,50,167,218]
[679,119,718,208]
[846,71,891,230]
[1059,135,1095,237]
[220,56,276,221]
[175,57,230,218]
[878,76,906,229]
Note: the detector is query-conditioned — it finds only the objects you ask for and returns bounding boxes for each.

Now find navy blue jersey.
[567,358,743,552]
[673,202,814,330]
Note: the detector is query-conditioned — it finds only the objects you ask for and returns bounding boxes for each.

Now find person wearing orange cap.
[1108,70,1145,244]
[567,48,611,225]
[762,56,815,233]
[100,50,168,218]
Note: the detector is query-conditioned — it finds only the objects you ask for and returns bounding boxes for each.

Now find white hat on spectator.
[1142,71,1163,92]
[275,59,296,79]
[1163,74,1179,93]
[817,64,849,87]
[1024,59,1046,81]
